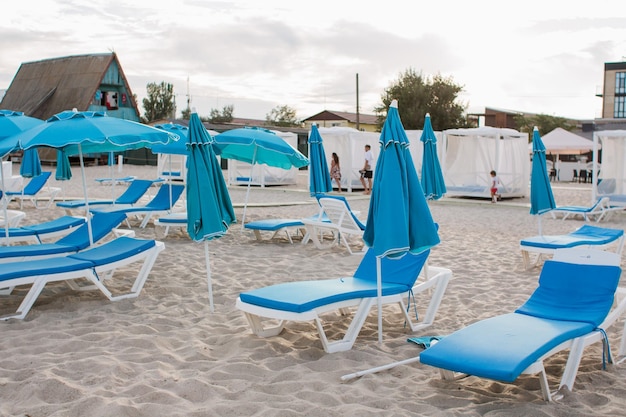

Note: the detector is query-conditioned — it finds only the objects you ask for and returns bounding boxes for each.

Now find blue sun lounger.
[56,179,155,212]
[0,236,165,320]
[236,248,453,353]
[0,211,127,263]
[5,172,60,209]
[520,224,624,269]
[92,184,185,228]
[418,249,625,401]
[0,215,86,244]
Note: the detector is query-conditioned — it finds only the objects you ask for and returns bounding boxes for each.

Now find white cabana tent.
[316,127,380,192]
[442,126,529,198]
[312,127,444,192]
[592,130,626,205]
[527,127,595,182]
[227,130,300,187]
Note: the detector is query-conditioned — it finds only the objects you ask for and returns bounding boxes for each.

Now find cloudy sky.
[2,0,625,122]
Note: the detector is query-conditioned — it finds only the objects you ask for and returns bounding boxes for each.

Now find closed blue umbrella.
[55,150,72,201]
[363,100,440,343]
[308,124,333,196]
[530,127,556,234]
[20,148,42,178]
[186,112,236,312]
[420,113,446,200]
[214,127,308,227]
[11,109,177,244]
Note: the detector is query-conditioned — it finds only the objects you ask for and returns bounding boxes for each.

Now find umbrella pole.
[205,240,214,313]
[78,146,94,246]
[241,148,258,230]
[1,161,9,246]
[341,355,422,381]
[377,255,383,345]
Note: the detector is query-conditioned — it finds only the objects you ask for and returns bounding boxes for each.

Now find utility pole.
[356,73,360,131]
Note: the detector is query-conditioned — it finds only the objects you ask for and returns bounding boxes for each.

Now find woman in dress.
[330,152,342,193]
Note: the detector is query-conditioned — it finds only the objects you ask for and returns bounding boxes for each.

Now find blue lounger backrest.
[516,259,622,326]
[353,248,430,289]
[145,184,184,209]
[114,179,154,204]
[8,171,51,196]
[55,212,127,250]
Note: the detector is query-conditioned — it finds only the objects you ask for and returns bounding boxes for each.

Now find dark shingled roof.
[0,52,140,120]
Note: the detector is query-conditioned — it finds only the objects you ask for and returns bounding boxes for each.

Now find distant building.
[302,110,379,132]
[598,61,626,119]
[0,52,141,122]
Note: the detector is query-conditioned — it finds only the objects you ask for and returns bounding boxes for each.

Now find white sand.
[1,164,626,416]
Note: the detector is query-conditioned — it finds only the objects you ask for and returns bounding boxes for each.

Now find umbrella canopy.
[9,109,177,244]
[363,99,440,343]
[16,109,176,155]
[55,150,72,181]
[214,127,308,227]
[19,148,42,178]
[419,113,446,200]
[308,124,333,196]
[528,127,595,155]
[186,113,236,312]
[530,127,556,233]
[152,124,190,155]
[214,127,308,170]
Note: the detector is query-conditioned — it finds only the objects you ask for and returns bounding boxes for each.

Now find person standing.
[330,152,342,193]
[490,170,501,203]
[360,144,374,195]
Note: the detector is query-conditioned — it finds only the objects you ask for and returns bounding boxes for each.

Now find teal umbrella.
[152,124,189,155]
[19,148,42,178]
[530,127,556,234]
[0,110,44,245]
[55,149,72,201]
[214,127,308,227]
[363,100,440,343]
[11,109,177,244]
[420,113,446,200]
[186,112,236,312]
[308,124,333,196]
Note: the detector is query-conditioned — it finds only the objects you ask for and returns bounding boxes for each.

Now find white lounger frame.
[237,265,452,353]
[0,239,164,320]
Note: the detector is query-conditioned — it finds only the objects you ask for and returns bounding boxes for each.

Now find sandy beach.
[1,163,626,416]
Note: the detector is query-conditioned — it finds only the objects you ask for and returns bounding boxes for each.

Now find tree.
[209,105,234,123]
[265,105,299,127]
[374,68,469,131]
[142,81,176,123]
[513,114,576,139]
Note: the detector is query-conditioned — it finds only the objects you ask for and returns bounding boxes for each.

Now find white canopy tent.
[442,127,529,198]
[313,127,444,192]
[532,127,594,155]
[226,130,301,187]
[592,130,626,205]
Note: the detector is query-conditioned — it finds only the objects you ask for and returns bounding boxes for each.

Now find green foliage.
[180,107,191,120]
[514,114,576,139]
[209,105,234,123]
[142,81,176,122]
[375,68,469,130]
[266,105,299,127]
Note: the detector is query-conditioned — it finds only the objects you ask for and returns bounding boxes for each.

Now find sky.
[1,0,626,122]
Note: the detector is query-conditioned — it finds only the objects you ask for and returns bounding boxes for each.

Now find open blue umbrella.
[308,124,333,196]
[11,109,177,243]
[0,110,44,244]
[363,99,440,343]
[530,126,556,234]
[186,112,236,312]
[214,127,308,227]
[420,113,446,200]
[152,124,190,155]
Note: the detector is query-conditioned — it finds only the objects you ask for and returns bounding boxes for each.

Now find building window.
[615,72,626,118]
[616,72,626,95]
[615,96,626,118]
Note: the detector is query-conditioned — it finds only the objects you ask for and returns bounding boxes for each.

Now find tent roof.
[529,127,594,154]
[444,126,526,139]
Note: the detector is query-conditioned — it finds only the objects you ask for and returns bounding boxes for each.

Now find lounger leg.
[322,299,374,353]
[3,279,47,320]
[243,312,286,337]
[402,267,452,332]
